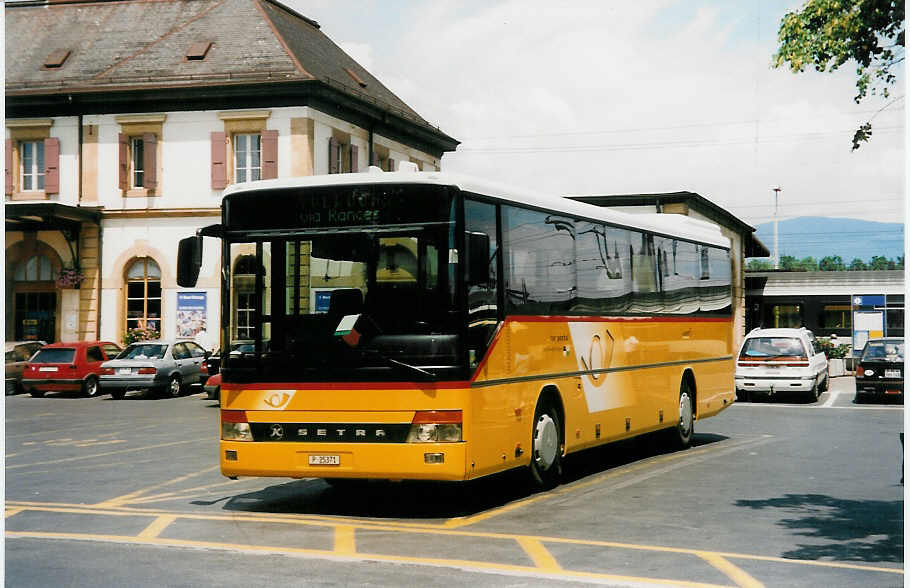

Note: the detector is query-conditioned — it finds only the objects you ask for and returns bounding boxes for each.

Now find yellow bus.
[178,167,735,488]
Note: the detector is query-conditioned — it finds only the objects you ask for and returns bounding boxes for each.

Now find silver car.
[100,340,209,399]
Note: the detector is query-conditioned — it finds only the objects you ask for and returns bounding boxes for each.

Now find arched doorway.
[12,254,57,342]
[125,257,162,335]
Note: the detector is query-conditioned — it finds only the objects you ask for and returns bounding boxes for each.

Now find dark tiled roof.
[6,0,431,126]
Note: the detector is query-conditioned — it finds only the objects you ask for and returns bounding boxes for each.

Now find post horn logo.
[580,331,614,385]
[263,391,294,408]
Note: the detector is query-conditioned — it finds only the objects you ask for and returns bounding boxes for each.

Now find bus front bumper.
[220,441,468,481]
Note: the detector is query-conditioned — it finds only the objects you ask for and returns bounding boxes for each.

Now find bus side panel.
[468,317,734,477]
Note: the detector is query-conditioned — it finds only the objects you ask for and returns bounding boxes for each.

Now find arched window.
[126,257,161,334]
[14,255,53,281]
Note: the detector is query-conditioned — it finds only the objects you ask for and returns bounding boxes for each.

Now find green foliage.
[746,259,774,270]
[848,257,868,270]
[747,254,902,271]
[774,0,905,149]
[779,255,819,271]
[818,337,852,358]
[819,255,846,271]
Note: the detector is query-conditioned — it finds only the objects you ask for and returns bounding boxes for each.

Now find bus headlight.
[222,410,253,441]
[407,410,462,443]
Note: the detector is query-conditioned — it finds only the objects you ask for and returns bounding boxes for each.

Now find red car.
[22,341,123,398]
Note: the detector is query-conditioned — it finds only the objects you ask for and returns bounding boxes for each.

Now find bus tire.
[529,398,563,489]
[673,379,695,449]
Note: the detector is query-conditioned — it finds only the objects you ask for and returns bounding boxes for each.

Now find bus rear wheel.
[529,400,563,489]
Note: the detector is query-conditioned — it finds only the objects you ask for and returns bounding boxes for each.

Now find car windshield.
[740,337,806,358]
[119,344,167,360]
[31,348,76,363]
[862,340,904,361]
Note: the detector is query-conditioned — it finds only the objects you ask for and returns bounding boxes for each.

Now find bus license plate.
[309,455,340,466]
[885,370,901,378]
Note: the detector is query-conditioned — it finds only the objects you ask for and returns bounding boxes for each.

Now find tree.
[868,255,892,269]
[779,255,799,270]
[746,259,774,270]
[848,257,868,270]
[798,256,819,271]
[774,0,905,150]
[819,255,846,271]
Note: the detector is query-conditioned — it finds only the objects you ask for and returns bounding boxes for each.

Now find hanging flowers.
[56,267,86,289]
[124,326,160,345]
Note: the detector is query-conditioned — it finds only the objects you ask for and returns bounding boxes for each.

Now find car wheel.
[6,380,18,396]
[110,389,125,400]
[809,380,819,402]
[673,380,695,449]
[528,397,563,490]
[167,375,182,398]
[83,375,100,398]
[820,373,829,392]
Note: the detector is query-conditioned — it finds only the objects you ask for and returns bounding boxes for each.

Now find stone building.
[5,0,458,347]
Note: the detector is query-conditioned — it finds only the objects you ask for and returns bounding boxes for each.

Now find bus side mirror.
[177,236,203,287]
[466,231,491,286]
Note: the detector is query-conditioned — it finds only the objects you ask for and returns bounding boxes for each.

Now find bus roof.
[221,167,730,249]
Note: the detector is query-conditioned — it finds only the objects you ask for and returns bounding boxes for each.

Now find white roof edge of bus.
[221,171,730,249]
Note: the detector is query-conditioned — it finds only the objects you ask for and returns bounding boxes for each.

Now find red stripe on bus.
[221,381,471,391]
[507,315,732,323]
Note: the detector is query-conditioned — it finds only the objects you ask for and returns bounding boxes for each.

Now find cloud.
[288,0,904,223]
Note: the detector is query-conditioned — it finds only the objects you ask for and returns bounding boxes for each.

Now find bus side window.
[464,199,499,368]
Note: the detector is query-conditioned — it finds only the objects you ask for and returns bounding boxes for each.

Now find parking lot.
[5,376,903,587]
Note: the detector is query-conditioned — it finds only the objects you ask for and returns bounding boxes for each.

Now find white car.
[735,328,828,402]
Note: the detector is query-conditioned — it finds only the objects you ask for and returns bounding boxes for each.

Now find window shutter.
[5,139,12,195]
[142,133,157,190]
[387,158,395,172]
[351,145,360,173]
[328,137,339,174]
[118,133,129,190]
[261,130,278,179]
[210,132,227,189]
[44,137,60,194]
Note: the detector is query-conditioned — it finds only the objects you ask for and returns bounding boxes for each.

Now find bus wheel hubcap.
[534,414,558,470]
[679,393,692,434]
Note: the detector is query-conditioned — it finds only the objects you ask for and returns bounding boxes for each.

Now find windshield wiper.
[363,349,436,380]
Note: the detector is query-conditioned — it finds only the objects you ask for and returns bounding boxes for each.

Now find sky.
[284,0,905,235]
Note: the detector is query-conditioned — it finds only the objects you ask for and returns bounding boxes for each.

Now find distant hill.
[753,217,904,262]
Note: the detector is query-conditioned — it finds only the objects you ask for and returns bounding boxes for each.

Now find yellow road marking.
[698,552,765,588]
[5,508,23,518]
[442,494,550,529]
[96,465,219,508]
[137,515,176,539]
[334,525,357,555]
[5,501,903,577]
[6,437,209,470]
[516,537,562,571]
[5,530,728,588]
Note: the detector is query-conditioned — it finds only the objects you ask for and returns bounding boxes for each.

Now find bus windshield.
[222,184,461,382]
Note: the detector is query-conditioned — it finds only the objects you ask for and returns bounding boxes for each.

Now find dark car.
[100,340,209,399]
[855,337,904,402]
[5,340,45,395]
[204,340,257,376]
[22,341,122,397]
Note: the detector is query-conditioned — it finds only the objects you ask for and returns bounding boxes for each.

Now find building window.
[232,255,258,339]
[821,305,851,329]
[125,258,162,334]
[234,133,261,183]
[130,137,145,188]
[14,255,54,281]
[765,304,801,328]
[21,141,45,191]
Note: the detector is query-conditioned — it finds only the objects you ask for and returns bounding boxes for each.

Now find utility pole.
[772,187,781,269]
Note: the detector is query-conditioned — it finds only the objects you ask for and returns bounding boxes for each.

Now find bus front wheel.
[529,400,563,489]
[673,380,695,449]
